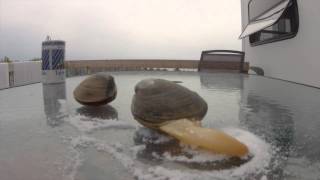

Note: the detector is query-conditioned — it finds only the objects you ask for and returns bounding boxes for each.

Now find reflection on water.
[239,75,320,179]
[76,105,118,120]
[199,73,320,179]
[200,72,244,91]
[42,82,67,127]
[241,94,294,153]
[240,94,294,179]
[199,73,244,128]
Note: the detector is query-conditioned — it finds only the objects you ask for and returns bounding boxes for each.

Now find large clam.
[131,79,248,157]
[73,73,117,106]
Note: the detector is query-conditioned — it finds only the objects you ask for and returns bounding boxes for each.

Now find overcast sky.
[0,0,242,61]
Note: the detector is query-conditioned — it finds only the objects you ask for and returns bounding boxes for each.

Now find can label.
[52,49,64,69]
[42,49,50,70]
[42,49,64,70]
[41,40,65,84]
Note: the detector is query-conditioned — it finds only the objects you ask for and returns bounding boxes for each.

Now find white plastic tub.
[0,63,9,89]
[12,61,41,86]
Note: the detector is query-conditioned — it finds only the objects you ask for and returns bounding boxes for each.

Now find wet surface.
[0,71,320,180]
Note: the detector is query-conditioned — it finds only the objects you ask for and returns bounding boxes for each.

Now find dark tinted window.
[249,0,299,46]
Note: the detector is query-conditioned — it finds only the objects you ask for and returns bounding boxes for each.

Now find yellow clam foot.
[160,119,249,157]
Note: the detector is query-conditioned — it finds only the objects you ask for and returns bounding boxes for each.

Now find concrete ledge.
[65,59,199,69]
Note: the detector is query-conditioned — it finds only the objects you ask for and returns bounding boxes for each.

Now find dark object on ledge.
[198,50,248,73]
[73,73,117,106]
[250,66,264,76]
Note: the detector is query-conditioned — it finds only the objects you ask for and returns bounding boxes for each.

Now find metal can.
[42,38,65,84]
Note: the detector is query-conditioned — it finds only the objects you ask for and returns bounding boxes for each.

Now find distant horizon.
[0,0,242,61]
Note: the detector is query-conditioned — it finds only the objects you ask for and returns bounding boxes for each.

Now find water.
[0,71,319,180]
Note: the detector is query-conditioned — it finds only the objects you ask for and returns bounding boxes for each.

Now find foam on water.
[63,121,272,180]
[222,128,272,177]
[134,127,272,179]
[61,111,272,179]
[62,136,92,180]
[104,128,269,180]
[66,115,136,133]
[60,113,137,180]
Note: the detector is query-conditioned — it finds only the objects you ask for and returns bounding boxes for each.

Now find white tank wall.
[241,0,320,88]
[0,63,9,89]
[12,61,41,86]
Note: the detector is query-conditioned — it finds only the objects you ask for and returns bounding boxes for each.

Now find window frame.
[247,0,299,47]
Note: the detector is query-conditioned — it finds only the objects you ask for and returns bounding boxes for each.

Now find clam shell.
[73,73,117,106]
[131,79,207,128]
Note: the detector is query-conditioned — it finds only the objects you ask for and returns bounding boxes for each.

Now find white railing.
[0,63,9,89]
[0,61,41,89]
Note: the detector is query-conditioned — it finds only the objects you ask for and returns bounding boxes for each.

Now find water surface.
[0,71,319,180]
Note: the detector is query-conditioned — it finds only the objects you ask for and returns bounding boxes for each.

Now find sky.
[0,0,242,61]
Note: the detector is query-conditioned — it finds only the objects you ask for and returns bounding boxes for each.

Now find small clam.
[131,79,248,157]
[73,73,117,106]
